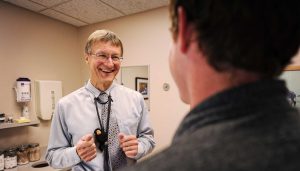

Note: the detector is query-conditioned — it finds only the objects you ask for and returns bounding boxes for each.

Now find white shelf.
[0,120,40,129]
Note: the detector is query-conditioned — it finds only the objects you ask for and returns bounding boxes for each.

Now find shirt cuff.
[133,142,143,160]
[68,146,82,164]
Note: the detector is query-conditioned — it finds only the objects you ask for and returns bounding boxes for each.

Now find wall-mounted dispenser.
[35,80,62,120]
[15,77,31,103]
[14,77,31,121]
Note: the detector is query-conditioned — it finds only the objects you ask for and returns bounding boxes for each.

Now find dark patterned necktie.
[99,92,127,170]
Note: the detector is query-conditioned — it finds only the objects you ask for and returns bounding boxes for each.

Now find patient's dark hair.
[169,0,300,77]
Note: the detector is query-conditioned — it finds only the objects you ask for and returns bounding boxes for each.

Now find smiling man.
[46,30,155,171]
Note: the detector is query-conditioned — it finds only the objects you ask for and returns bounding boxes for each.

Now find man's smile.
[99,68,115,73]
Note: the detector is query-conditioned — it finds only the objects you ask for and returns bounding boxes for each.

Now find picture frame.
[135,77,148,99]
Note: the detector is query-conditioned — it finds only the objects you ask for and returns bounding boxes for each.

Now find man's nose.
[104,57,114,67]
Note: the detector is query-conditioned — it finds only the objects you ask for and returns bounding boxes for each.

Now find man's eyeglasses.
[89,53,123,63]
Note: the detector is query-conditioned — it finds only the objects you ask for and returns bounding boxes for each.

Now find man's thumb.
[118,133,125,140]
[82,134,93,141]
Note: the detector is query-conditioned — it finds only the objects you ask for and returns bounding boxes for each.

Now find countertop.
[4,162,60,171]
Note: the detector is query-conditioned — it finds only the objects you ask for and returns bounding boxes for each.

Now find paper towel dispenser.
[35,80,62,120]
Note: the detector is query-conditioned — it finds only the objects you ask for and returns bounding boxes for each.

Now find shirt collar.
[85,79,115,97]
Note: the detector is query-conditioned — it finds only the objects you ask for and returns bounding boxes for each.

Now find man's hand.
[76,134,97,162]
[118,133,138,158]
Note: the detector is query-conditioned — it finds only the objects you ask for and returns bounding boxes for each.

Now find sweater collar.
[174,79,288,141]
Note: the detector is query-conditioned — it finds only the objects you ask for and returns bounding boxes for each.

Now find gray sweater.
[122,79,300,171]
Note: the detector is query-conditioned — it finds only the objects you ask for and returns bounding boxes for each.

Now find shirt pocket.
[118,117,139,136]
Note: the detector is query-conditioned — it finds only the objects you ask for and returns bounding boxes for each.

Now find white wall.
[0,1,82,149]
[120,66,150,109]
[121,66,148,90]
[291,49,300,65]
[78,7,189,154]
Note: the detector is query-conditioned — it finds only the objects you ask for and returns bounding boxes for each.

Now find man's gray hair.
[85,29,123,56]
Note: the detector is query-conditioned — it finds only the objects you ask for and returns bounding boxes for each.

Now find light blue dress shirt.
[46,80,155,171]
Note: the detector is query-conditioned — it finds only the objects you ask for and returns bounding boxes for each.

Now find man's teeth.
[101,69,113,73]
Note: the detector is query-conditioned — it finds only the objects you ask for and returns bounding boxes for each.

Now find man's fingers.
[81,134,93,141]
[76,134,97,162]
[77,144,96,156]
[77,143,97,162]
[122,144,138,152]
[125,150,138,158]
[80,147,97,162]
[78,140,94,149]
[81,152,96,162]
[85,153,97,162]
[120,139,138,148]
[123,135,137,141]
[119,135,137,147]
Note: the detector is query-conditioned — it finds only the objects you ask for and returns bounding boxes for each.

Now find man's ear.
[177,7,194,54]
[84,54,89,64]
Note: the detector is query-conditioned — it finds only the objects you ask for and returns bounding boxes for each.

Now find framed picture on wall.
[135,77,148,99]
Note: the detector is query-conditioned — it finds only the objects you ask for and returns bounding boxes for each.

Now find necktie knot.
[98,92,109,104]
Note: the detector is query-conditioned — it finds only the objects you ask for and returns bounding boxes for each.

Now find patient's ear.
[177,7,194,54]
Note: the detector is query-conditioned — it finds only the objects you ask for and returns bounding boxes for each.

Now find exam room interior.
[0,0,188,155]
[0,0,300,157]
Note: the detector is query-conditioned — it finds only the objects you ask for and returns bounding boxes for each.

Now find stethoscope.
[93,92,113,171]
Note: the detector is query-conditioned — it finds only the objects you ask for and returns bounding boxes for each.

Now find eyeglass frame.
[88,52,123,63]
